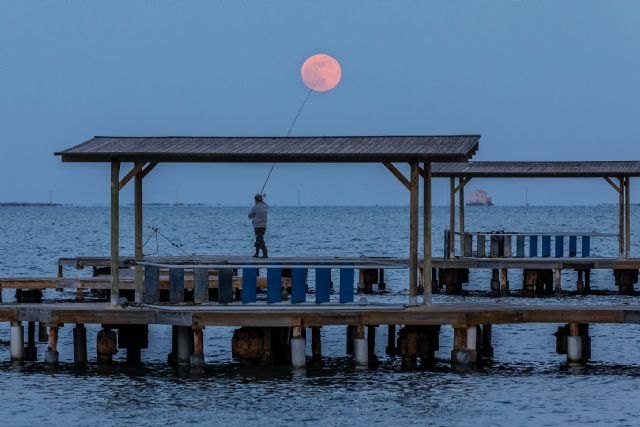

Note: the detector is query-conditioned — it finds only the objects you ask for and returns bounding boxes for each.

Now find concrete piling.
[290,326,306,369]
[353,325,368,367]
[177,326,193,367]
[190,327,205,370]
[97,327,118,364]
[310,327,322,367]
[10,321,24,362]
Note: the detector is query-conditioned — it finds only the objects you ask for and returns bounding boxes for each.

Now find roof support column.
[423,161,432,305]
[625,177,631,258]
[459,176,465,256]
[619,177,624,258]
[110,160,120,308]
[409,161,419,305]
[449,177,455,258]
[134,163,143,303]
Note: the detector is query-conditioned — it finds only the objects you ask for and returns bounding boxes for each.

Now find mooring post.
[190,327,205,370]
[44,325,59,365]
[310,327,322,367]
[290,326,306,369]
[24,321,37,361]
[73,324,88,365]
[10,321,24,362]
[353,324,368,367]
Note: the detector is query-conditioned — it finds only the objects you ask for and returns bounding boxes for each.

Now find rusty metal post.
[409,161,419,305]
[423,161,432,304]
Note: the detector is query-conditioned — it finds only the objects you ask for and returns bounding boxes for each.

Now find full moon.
[300,53,341,92]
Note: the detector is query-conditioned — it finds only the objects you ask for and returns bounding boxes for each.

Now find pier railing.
[138,258,406,305]
[444,230,618,259]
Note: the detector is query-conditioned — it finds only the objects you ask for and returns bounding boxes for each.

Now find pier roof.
[55,135,479,163]
[431,161,640,178]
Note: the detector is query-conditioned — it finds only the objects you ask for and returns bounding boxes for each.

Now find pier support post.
[118,325,148,365]
[310,327,322,368]
[397,326,439,370]
[290,326,306,369]
[177,326,193,367]
[490,269,500,294]
[500,269,509,296]
[567,323,582,365]
[576,269,585,294]
[614,269,638,294]
[73,324,88,365]
[24,321,37,361]
[190,327,205,371]
[368,325,378,367]
[451,326,477,368]
[44,325,59,365]
[481,324,494,358]
[346,325,355,356]
[97,327,118,364]
[10,321,24,362]
[353,325,368,367]
[554,269,563,295]
[386,325,396,356]
[38,322,48,342]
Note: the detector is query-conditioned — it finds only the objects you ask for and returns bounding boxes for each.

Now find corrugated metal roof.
[55,135,480,163]
[431,161,640,177]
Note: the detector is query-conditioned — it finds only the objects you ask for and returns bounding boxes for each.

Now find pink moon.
[300,54,342,92]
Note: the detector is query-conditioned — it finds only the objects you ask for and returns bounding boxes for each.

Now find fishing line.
[259,88,313,195]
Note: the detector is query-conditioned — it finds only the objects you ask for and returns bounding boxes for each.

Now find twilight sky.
[1,1,639,206]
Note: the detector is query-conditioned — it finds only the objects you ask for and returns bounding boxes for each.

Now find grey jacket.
[248,201,268,228]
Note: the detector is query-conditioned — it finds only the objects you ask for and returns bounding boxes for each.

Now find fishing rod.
[259,88,313,196]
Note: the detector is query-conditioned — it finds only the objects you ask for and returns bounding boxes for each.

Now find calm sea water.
[1,205,640,426]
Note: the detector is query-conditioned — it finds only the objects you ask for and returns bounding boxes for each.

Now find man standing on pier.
[248,194,268,258]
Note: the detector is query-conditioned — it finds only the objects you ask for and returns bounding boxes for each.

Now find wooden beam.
[383,163,410,190]
[409,161,419,305]
[141,162,158,179]
[111,160,120,307]
[118,163,146,191]
[423,161,432,305]
[604,177,621,193]
[454,176,472,193]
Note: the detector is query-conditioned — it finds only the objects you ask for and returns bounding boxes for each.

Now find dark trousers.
[254,227,267,251]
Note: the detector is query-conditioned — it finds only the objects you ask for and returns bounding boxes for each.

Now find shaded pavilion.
[55,135,480,307]
[432,161,640,259]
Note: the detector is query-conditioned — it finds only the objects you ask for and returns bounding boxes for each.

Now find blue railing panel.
[241,267,257,304]
[555,236,564,258]
[169,268,184,303]
[339,268,354,303]
[267,268,282,304]
[582,236,591,257]
[291,268,307,303]
[143,265,160,304]
[315,268,331,303]
[542,236,551,257]
[569,236,577,258]
[529,236,538,257]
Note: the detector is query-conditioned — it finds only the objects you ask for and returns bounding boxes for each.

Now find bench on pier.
[444,230,617,259]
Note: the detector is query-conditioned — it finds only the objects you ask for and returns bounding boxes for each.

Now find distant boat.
[467,189,494,206]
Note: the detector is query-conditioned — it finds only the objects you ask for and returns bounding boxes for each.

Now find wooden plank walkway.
[2,303,640,327]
